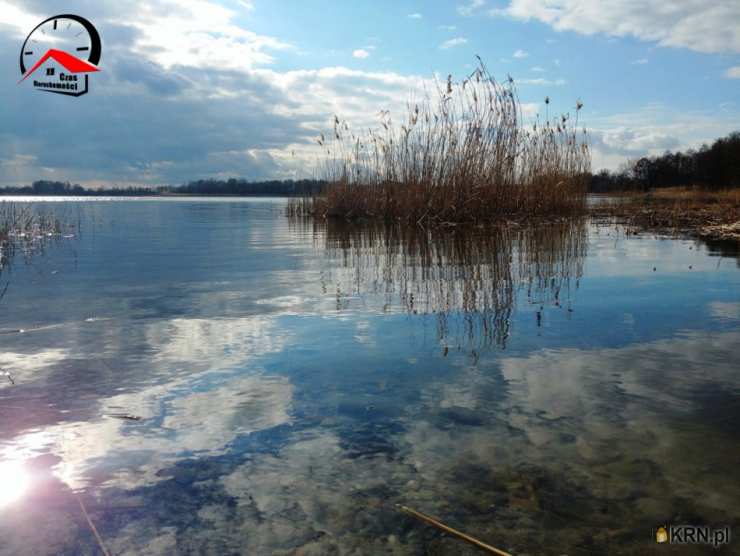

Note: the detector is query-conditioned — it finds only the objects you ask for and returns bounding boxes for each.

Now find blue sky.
[1,0,739,186]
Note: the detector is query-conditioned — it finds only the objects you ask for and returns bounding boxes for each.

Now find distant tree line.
[175,178,325,196]
[4,130,739,197]
[0,178,326,197]
[0,180,159,196]
[590,131,740,192]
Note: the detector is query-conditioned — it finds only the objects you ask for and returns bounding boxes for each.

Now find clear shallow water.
[0,198,738,555]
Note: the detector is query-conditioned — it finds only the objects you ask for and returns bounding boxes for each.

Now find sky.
[0,0,739,186]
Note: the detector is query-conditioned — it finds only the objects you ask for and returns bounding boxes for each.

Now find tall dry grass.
[0,202,65,274]
[647,187,740,207]
[289,59,590,223]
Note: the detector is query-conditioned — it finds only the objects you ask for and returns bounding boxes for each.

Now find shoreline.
[588,188,740,242]
[3,189,739,243]
[0,193,304,198]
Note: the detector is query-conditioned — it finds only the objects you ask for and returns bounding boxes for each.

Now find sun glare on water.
[0,460,30,509]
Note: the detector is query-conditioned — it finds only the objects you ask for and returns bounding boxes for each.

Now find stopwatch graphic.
[19,14,101,97]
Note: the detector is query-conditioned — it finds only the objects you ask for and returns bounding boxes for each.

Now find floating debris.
[105,413,142,421]
[85,317,111,323]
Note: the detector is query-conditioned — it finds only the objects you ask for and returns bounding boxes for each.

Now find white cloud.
[513,49,529,58]
[439,24,457,31]
[0,0,284,72]
[2,0,739,185]
[440,37,469,49]
[458,0,485,16]
[516,77,566,86]
[0,0,288,75]
[352,49,370,59]
[0,154,37,169]
[632,58,649,65]
[587,104,740,170]
[491,0,740,54]
[530,66,545,72]
[0,0,38,36]
[130,0,292,71]
[589,131,678,170]
[0,0,442,184]
[592,128,680,155]
[3,54,434,184]
[408,12,423,19]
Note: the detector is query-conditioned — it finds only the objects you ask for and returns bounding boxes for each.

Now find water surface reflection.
[312,219,587,350]
[0,199,737,555]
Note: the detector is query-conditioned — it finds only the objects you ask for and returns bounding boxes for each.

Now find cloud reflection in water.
[1,315,294,492]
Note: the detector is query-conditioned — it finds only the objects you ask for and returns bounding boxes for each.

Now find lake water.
[1,198,738,555]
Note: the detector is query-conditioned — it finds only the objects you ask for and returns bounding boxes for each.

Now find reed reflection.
[307,219,587,349]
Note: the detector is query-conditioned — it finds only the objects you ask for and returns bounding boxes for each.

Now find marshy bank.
[590,187,740,242]
[289,61,590,224]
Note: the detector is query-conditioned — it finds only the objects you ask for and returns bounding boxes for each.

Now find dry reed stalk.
[398,504,513,556]
[76,495,112,556]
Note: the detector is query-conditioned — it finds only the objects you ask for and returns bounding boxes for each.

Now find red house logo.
[18,14,102,97]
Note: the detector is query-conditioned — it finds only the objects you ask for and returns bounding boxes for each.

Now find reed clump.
[289,59,590,223]
[0,202,65,273]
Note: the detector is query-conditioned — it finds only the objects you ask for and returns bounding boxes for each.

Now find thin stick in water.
[398,504,513,556]
[76,495,112,556]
